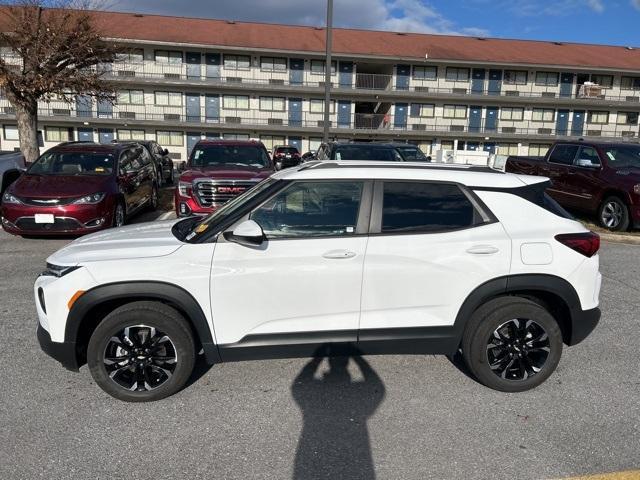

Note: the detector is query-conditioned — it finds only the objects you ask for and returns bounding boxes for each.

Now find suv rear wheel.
[87,301,196,402]
[461,297,563,392]
[598,196,629,231]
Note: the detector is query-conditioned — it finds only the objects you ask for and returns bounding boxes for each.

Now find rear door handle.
[466,245,499,255]
[322,250,357,259]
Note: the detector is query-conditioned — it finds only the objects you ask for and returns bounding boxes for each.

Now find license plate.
[34,214,55,224]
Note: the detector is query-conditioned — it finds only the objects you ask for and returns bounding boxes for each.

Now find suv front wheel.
[461,297,563,392]
[87,301,195,402]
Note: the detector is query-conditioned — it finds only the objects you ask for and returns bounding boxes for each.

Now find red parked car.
[1,142,158,236]
[175,139,275,217]
[272,144,301,170]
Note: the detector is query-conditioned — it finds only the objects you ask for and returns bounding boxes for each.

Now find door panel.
[186,93,201,123]
[97,99,112,118]
[186,52,201,79]
[339,61,354,88]
[485,106,498,132]
[288,136,302,152]
[394,103,407,128]
[288,98,302,127]
[337,100,351,128]
[560,73,574,98]
[360,223,511,330]
[469,106,482,133]
[556,109,569,136]
[571,110,585,136]
[488,69,502,95]
[395,64,410,90]
[289,58,304,85]
[471,68,485,94]
[205,94,220,122]
[77,127,93,142]
[205,53,221,79]
[76,95,92,117]
[98,129,114,144]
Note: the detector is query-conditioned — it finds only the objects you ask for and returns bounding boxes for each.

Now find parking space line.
[558,470,640,480]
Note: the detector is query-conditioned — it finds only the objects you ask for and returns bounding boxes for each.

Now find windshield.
[182,178,277,241]
[28,151,115,176]
[334,145,402,161]
[602,145,640,169]
[190,145,270,168]
[396,146,428,161]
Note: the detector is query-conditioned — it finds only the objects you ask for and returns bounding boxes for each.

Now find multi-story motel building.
[2,10,640,162]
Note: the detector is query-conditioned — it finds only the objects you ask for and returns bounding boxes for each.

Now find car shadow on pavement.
[291,350,386,480]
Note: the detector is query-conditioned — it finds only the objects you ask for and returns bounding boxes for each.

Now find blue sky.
[110,0,640,46]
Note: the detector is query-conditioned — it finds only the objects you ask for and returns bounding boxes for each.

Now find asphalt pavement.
[0,226,638,480]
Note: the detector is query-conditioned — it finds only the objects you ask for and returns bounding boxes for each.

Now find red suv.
[175,140,275,216]
[1,142,158,235]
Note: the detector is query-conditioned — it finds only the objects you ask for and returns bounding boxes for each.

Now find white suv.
[35,161,602,402]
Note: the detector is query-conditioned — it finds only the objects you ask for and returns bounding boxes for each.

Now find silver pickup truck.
[0,150,26,195]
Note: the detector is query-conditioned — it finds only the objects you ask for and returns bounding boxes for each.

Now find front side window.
[548,144,579,165]
[395,146,428,161]
[381,182,480,233]
[576,146,601,166]
[251,181,363,238]
[334,145,402,161]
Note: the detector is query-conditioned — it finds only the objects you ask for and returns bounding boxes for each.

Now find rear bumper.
[568,306,600,345]
[37,324,78,371]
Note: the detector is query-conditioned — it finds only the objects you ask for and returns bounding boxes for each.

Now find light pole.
[322,0,333,143]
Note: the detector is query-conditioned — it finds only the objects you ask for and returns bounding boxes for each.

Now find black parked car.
[316,141,430,162]
[114,140,174,185]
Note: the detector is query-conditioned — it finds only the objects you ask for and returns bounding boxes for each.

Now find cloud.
[107,0,489,36]
[494,0,606,16]
[632,0,640,10]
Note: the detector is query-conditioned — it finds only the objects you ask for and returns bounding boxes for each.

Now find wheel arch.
[66,281,220,368]
[1,168,22,194]
[599,189,631,208]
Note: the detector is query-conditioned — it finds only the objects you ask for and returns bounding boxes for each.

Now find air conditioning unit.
[505,90,520,96]
[412,124,427,131]
[625,96,640,102]
[168,153,181,159]
[541,92,556,98]
[163,114,180,121]
[452,88,467,95]
[269,79,285,85]
[268,118,283,125]
[52,109,71,116]
[538,128,552,135]
[450,125,464,132]
[502,127,516,134]
[226,77,242,83]
[4,106,16,114]
[163,73,180,80]
[587,130,602,136]
[621,131,636,137]
[317,120,332,127]
[118,70,136,77]
[414,86,429,92]
[225,116,241,124]
[119,112,136,119]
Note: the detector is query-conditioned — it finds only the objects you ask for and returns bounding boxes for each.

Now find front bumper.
[37,324,78,371]
[568,306,601,345]
[174,193,220,217]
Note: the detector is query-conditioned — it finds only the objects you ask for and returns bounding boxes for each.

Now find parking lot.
[0,224,638,480]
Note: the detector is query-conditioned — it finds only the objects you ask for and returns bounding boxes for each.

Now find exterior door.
[571,110,585,136]
[98,129,114,144]
[359,181,511,334]
[186,93,201,123]
[339,62,354,88]
[395,65,410,90]
[289,58,304,85]
[466,141,480,151]
[186,133,200,157]
[483,142,496,153]
[471,69,485,94]
[485,106,498,131]
[205,132,219,140]
[77,127,93,142]
[205,53,221,79]
[488,69,502,95]
[97,99,112,118]
[394,103,407,128]
[76,95,92,117]
[186,52,201,79]
[469,106,482,133]
[560,73,574,98]
[556,109,569,136]
[337,100,351,128]
[210,180,369,346]
[205,94,220,122]
[288,98,302,127]
[288,136,302,153]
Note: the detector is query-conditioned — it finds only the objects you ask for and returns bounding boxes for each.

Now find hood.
[179,164,273,183]
[47,219,183,265]
[11,174,112,199]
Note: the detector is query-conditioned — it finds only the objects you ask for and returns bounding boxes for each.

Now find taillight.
[555,232,600,257]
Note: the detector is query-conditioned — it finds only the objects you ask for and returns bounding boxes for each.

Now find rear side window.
[381,182,482,233]
[334,146,402,161]
[548,145,579,165]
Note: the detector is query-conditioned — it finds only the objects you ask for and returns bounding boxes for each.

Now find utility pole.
[322,0,333,143]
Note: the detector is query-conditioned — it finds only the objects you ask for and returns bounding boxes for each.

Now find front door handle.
[322,250,356,259]
[466,245,499,255]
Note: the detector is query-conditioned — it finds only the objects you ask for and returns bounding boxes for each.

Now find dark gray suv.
[316,141,430,162]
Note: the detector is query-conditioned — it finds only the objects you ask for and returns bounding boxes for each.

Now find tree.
[0,1,124,162]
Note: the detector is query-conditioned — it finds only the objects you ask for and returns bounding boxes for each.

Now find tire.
[461,297,563,392]
[598,196,629,231]
[87,301,196,402]
[113,202,125,228]
[148,184,158,211]
[167,167,174,185]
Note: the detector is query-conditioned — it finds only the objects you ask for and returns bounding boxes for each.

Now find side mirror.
[163,148,169,156]
[177,162,186,173]
[576,159,600,168]
[223,219,265,247]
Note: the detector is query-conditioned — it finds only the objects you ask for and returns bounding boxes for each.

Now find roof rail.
[298,161,504,174]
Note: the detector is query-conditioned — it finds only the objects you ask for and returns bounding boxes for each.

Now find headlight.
[634,184,640,195]
[178,181,191,197]
[41,263,81,277]
[2,192,22,204]
[73,192,106,204]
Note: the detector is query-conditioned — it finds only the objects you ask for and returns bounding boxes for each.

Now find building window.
[529,143,551,156]
[310,60,337,75]
[156,130,183,146]
[412,66,437,80]
[621,76,640,90]
[445,67,470,82]
[118,48,144,63]
[260,135,286,151]
[154,50,182,64]
[504,70,528,85]
[309,99,335,113]
[155,91,182,106]
[309,137,322,152]
[416,104,435,117]
[223,54,251,70]
[531,108,555,122]
[259,96,285,111]
[260,57,287,72]
[117,129,145,140]
[443,104,467,119]
[617,111,639,125]
[497,143,519,156]
[500,107,524,121]
[440,140,454,151]
[588,111,609,124]
[223,133,250,140]
[222,95,250,110]
[117,90,144,105]
[3,125,18,140]
[535,71,559,86]
[590,75,613,88]
[45,127,71,142]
